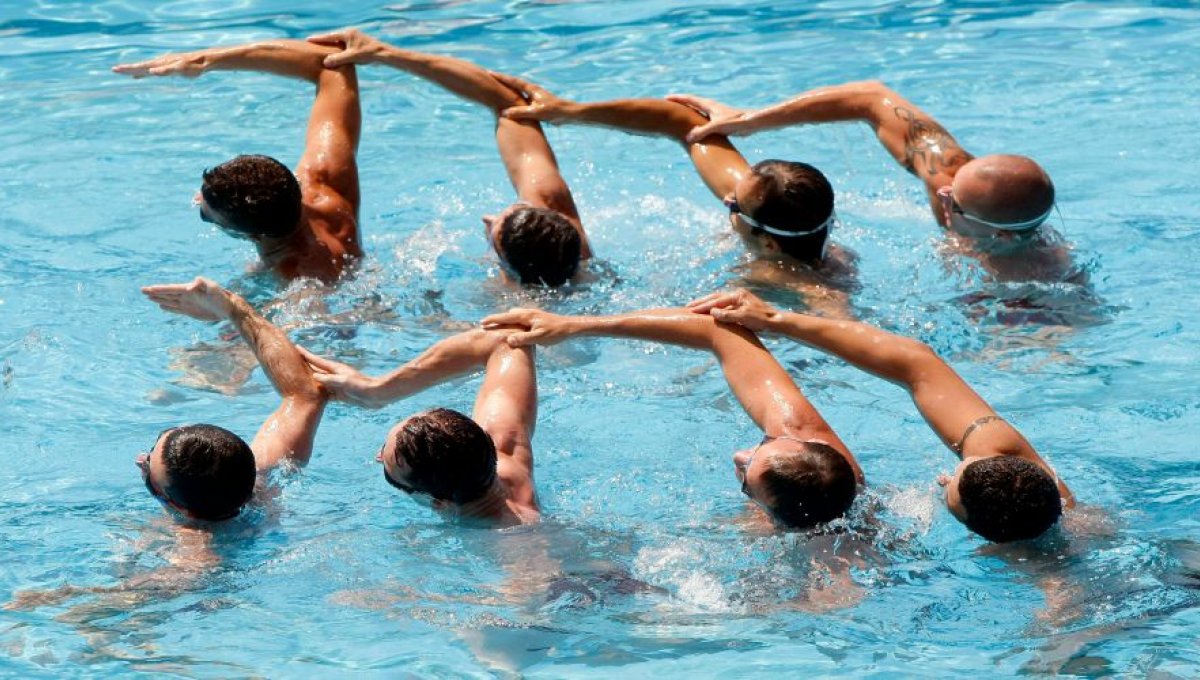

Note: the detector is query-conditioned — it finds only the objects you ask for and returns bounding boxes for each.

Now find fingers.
[310,373,346,395]
[481,309,533,328]
[505,329,545,347]
[307,31,350,46]
[666,93,715,113]
[687,290,743,314]
[709,307,744,323]
[500,105,538,121]
[489,70,536,95]
[297,346,339,373]
[685,291,727,310]
[685,122,721,144]
[311,372,336,386]
[323,51,357,69]
[112,62,150,77]
[141,283,185,295]
[141,283,187,304]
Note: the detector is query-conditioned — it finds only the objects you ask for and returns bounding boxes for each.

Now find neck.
[454,480,517,523]
[253,220,308,266]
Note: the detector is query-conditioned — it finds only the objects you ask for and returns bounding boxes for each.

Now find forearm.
[373,45,522,111]
[768,312,931,387]
[568,309,717,349]
[558,98,702,142]
[199,40,335,82]
[735,81,888,132]
[226,295,324,401]
[371,329,507,403]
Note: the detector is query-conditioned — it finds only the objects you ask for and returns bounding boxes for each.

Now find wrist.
[568,315,599,337]
[768,311,796,335]
[561,101,583,119]
[221,291,245,320]
[364,375,391,405]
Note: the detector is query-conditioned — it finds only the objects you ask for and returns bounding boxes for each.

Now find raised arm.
[295,62,361,216]
[677,81,973,198]
[481,307,861,480]
[114,40,362,215]
[142,278,327,471]
[309,30,589,253]
[690,290,1070,501]
[494,76,751,201]
[472,343,538,506]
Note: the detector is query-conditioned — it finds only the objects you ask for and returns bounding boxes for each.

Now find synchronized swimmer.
[116,28,1076,545]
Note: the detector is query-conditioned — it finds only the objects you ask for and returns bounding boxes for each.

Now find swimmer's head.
[940,155,1055,236]
[136,424,256,521]
[199,155,303,239]
[483,203,581,286]
[733,436,857,528]
[725,160,835,262]
[938,455,1062,542]
[379,408,498,506]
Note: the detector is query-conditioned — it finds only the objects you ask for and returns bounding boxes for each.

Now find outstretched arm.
[114,39,338,82]
[142,278,327,471]
[481,308,861,480]
[309,30,588,254]
[689,290,1070,501]
[298,328,518,409]
[114,40,362,217]
[676,82,973,199]
[495,75,751,200]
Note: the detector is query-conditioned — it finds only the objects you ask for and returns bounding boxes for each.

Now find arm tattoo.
[893,106,972,178]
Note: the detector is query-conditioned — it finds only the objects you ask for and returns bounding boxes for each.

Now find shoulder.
[302,193,360,251]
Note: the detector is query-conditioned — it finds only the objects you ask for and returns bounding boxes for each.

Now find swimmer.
[114,41,362,282]
[687,288,1075,542]
[491,73,855,314]
[299,328,540,526]
[139,277,329,521]
[675,82,1073,280]
[480,307,865,529]
[307,29,592,286]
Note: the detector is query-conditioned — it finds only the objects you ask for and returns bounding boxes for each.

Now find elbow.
[453,327,510,359]
[861,80,900,112]
[297,378,329,404]
[857,79,889,96]
[900,339,945,382]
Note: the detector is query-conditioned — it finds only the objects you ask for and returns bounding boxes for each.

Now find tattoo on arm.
[894,106,972,178]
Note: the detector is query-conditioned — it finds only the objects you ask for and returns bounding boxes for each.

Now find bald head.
[952,155,1054,228]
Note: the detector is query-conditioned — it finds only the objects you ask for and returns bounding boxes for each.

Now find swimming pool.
[2,0,1198,675]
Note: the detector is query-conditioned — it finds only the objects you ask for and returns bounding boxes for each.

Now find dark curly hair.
[748,159,835,262]
[200,155,302,238]
[958,456,1063,542]
[759,441,857,528]
[392,408,497,504]
[161,424,257,521]
[497,206,582,286]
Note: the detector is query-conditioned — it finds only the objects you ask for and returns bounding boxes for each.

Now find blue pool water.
[2,0,1199,675]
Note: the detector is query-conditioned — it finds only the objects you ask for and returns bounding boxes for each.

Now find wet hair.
[958,456,1063,542]
[749,159,835,262]
[392,408,497,504]
[160,424,257,521]
[497,206,582,286]
[759,441,857,528]
[200,154,302,238]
